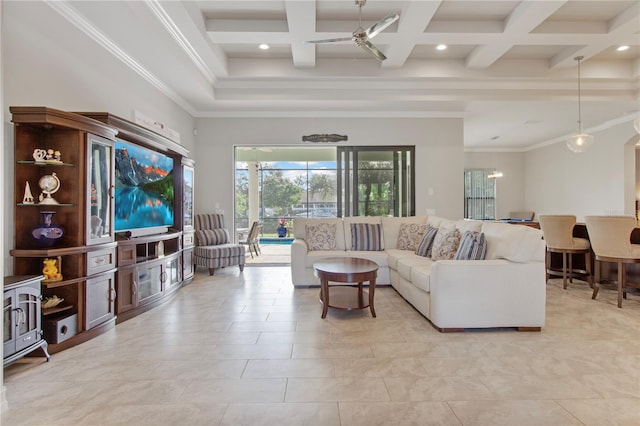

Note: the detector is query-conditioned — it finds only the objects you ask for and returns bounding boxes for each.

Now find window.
[464,169,496,220]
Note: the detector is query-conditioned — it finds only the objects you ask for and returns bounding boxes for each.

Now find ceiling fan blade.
[306,37,352,44]
[366,13,399,39]
[361,40,387,61]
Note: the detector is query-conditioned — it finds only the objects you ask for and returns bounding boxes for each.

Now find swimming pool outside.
[259,237,294,245]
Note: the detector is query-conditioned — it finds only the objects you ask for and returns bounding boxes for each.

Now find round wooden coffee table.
[313,257,378,319]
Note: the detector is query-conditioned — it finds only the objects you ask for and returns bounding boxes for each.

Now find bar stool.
[539,215,592,289]
[584,215,640,308]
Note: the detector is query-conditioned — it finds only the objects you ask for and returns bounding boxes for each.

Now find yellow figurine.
[42,258,62,282]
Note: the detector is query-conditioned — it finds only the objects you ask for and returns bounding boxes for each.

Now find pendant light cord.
[575,56,584,133]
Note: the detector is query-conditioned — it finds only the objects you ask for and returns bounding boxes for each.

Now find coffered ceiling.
[38,1,640,149]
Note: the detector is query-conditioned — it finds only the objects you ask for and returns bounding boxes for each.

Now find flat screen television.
[114,139,175,236]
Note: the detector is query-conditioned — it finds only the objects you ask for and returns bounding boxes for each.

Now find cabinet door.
[87,134,114,245]
[3,290,16,357]
[86,273,115,330]
[15,284,42,352]
[183,163,194,231]
[137,261,163,303]
[183,248,194,281]
[162,256,181,292]
[116,267,137,314]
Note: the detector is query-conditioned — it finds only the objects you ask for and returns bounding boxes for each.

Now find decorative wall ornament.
[302,134,348,143]
[133,109,181,143]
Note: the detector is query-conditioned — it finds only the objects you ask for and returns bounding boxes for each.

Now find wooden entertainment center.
[7,107,195,357]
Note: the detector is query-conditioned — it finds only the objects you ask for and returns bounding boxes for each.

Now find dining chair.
[538,215,592,289]
[240,221,262,258]
[584,215,640,308]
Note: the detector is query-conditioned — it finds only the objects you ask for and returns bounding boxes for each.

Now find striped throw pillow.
[351,223,383,251]
[454,231,487,260]
[195,229,229,246]
[415,225,438,257]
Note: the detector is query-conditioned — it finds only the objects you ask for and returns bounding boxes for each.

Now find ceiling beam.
[550,1,640,68]
[381,1,442,69]
[466,1,567,69]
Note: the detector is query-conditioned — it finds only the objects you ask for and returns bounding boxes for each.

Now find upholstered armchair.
[539,214,592,289]
[584,215,640,308]
[194,214,245,276]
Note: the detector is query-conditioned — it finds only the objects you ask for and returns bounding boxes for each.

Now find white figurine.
[22,181,35,204]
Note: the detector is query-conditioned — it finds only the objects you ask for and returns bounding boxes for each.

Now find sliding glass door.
[337,146,415,217]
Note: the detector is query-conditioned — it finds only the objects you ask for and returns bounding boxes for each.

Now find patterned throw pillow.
[454,231,488,260]
[195,229,229,246]
[351,223,383,251]
[305,223,337,251]
[397,223,428,251]
[415,225,438,257]
[431,228,461,260]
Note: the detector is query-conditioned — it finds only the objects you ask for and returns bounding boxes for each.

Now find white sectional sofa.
[291,215,547,331]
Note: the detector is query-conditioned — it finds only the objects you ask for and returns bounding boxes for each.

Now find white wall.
[2,1,195,272]
[464,152,526,219]
[524,122,637,221]
[194,117,464,225]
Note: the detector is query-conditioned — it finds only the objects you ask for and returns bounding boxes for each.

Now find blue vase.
[31,211,64,247]
[277,226,287,237]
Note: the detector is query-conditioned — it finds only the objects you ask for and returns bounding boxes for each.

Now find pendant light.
[567,56,594,153]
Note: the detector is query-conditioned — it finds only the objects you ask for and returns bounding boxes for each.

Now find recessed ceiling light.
[617,45,629,52]
[436,44,447,51]
[259,44,270,50]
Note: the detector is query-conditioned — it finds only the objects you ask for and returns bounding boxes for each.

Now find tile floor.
[2,266,639,426]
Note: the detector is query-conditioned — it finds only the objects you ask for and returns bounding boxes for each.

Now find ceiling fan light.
[566,132,594,153]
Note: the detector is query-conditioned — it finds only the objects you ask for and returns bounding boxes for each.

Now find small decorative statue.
[42,257,62,282]
[22,181,35,204]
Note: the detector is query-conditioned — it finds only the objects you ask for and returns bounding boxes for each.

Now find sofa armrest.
[291,239,309,285]
[429,260,546,329]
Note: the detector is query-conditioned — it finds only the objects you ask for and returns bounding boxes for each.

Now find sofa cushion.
[427,215,456,230]
[415,225,438,257]
[410,264,432,292]
[381,216,427,250]
[347,251,389,267]
[455,219,483,234]
[396,255,432,283]
[386,248,418,270]
[454,231,487,260]
[196,228,229,246]
[397,223,428,251]
[305,250,351,266]
[431,228,461,260]
[306,223,338,251]
[350,223,383,251]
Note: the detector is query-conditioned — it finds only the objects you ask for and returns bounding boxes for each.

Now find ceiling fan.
[307,0,399,61]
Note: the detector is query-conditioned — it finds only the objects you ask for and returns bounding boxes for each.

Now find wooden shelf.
[42,304,74,316]
[17,203,74,207]
[17,160,75,167]
[10,242,117,258]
